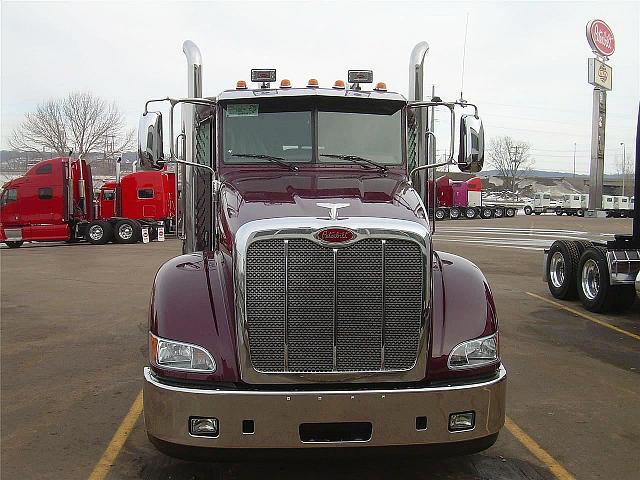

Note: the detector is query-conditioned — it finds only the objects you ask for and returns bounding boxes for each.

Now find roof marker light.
[307,78,319,88]
[236,80,247,90]
[280,79,292,88]
[333,80,345,89]
[374,82,387,92]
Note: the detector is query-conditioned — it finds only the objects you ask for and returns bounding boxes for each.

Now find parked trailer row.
[431,175,517,220]
[524,192,635,217]
[0,156,175,248]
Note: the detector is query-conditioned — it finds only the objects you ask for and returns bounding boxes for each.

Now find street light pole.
[620,142,626,196]
[573,142,576,178]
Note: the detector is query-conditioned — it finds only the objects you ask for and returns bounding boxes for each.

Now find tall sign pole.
[585,19,615,214]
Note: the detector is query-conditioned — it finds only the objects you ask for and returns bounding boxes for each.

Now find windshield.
[318,110,402,165]
[222,101,404,167]
[223,106,313,164]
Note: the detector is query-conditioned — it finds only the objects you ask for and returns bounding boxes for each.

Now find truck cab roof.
[216,86,407,104]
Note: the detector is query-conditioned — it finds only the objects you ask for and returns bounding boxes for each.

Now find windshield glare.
[318,111,402,165]
[223,109,313,163]
[222,104,403,167]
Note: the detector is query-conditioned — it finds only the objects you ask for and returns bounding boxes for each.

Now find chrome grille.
[245,238,423,373]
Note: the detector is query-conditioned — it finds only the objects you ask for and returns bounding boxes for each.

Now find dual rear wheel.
[546,240,636,312]
[85,219,142,245]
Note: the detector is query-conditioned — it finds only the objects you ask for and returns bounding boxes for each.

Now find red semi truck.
[0,156,175,248]
[136,40,506,460]
[432,175,516,220]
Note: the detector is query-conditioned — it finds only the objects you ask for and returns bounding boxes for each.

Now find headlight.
[149,333,216,372]
[448,333,499,370]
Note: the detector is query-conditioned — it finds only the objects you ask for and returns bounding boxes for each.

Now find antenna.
[459,12,470,103]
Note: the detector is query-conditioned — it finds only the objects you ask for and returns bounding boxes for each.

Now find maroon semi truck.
[137,40,506,459]
[0,156,173,247]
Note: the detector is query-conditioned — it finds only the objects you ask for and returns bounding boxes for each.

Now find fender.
[429,251,499,380]
[149,251,239,382]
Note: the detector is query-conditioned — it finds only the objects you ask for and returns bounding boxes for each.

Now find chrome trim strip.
[284,239,289,370]
[380,239,386,370]
[144,365,506,395]
[332,248,338,370]
[234,216,431,384]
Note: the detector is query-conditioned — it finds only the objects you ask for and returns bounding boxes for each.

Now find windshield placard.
[226,104,259,117]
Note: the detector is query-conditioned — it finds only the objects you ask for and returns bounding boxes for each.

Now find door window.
[138,188,154,199]
[0,188,17,205]
[38,187,53,200]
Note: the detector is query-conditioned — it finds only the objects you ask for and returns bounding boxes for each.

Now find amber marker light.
[280,79,292,88]
[374,82,387,92]
[236,80,248,90]
[333,80,345,89]
[307,78,319,88]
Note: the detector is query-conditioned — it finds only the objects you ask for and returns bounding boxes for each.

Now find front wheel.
[435,208,446,221]
[577,247,636,313]
[524,205,532,215]
[449,207,461,220]
[86,220,113,245]
[5,241,23,248]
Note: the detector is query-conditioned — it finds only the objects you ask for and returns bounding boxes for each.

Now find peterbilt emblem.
[316,202,350,220]
[316,227,355,243]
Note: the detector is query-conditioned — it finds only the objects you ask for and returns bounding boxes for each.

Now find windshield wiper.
[320,154,388,172]
[231,153,298,171]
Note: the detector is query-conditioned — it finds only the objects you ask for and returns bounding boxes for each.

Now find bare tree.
[10,91,134,156]
[487,136,534,193]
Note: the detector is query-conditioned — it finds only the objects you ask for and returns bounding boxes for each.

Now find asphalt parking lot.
[1,215,638,480]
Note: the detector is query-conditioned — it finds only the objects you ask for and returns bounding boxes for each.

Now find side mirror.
[458,114,484,173]
[138,112,165,170]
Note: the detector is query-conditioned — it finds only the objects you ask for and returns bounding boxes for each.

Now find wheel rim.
[581,259,600,300]
[466,210,475,218]
[119,223,133,240]
[550,252,566,288]
[435,211,444,220]
[89,225,104,241]
[451,209,459,218]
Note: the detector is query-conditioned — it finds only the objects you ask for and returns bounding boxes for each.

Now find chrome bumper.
[143,365,506,449]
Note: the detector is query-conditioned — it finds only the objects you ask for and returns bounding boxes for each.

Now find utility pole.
[573,142,576,178]
[620,142,626,196]
[509,145,520,194]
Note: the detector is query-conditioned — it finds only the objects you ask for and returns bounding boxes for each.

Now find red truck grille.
[245,238,423,373]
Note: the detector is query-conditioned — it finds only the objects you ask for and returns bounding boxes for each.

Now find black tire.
[494,207,504,218]
[465,208,477,219]
[555,208,563,216]
[5,241,23,248]
[481,208,493,219]
[524,205,532,215]
[577,209,584,217]
[85,220,113,245]
[449,207,461,220]
[577,246,636,313]
[534,211,542,216]
[115,219,141,244]
[546,240,581,299]
[505,208,516,217]
[435,208,446,221]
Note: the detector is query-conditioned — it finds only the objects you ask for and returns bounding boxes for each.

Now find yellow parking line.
[88,389,143,480]
[526,292,640,341]
[505,416,575,480]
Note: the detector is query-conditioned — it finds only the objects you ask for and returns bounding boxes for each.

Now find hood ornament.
[316,202,350,220]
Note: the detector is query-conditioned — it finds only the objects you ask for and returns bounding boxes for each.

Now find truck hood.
[219,169,428,235]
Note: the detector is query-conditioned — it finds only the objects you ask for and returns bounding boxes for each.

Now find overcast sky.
[1,1,638,174]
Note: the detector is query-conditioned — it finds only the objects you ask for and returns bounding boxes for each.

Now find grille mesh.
[245,237,423,373]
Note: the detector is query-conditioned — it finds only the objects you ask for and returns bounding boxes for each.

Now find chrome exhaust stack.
[408,42,429,202]
[180,40,203,254]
